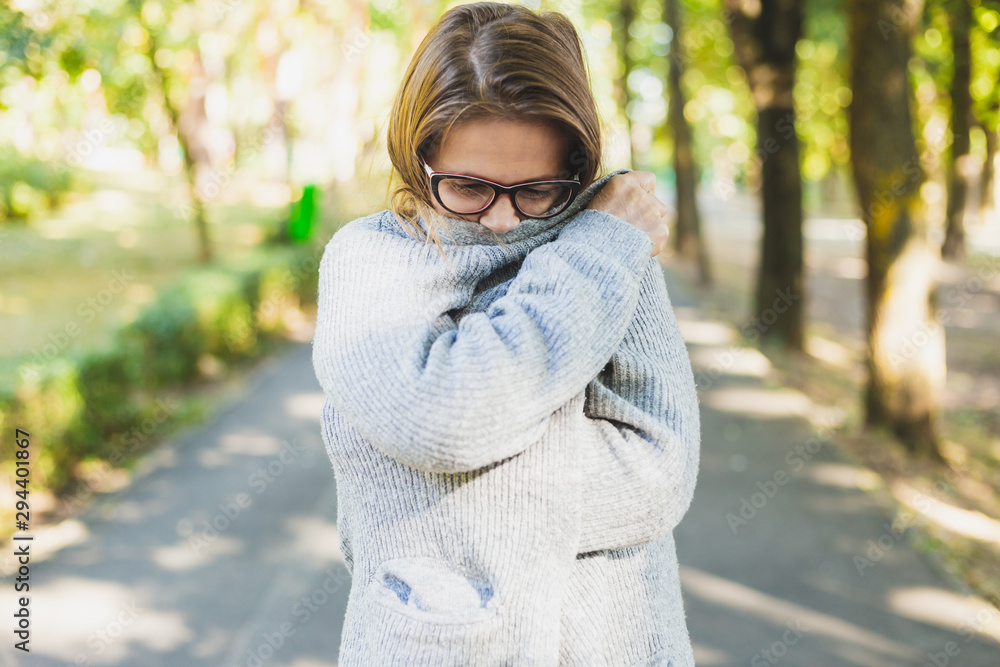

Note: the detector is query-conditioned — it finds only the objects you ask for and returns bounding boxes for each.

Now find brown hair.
[385,1,603,257]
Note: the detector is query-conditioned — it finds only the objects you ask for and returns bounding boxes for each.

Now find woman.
[311,2,700,665]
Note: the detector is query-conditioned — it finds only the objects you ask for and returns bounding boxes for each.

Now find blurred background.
[1,0,999,664]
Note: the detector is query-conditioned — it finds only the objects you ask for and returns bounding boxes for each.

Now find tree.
[726,0,806,350]
[664,0,711,285]
[979,109,998,217]
[147,34,215,265]
[615,0,638,168]
[848,0,945,459]
[942,0,973,259]
[972,15,1000,225]
[127,0,216,264]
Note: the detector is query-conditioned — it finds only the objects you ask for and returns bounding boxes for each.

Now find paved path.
[661,267,1000,666]
[1,341,348,667]
[3,265,999,666]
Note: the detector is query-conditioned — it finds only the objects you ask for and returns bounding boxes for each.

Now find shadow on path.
[662,265,1000,666]
[2,263,998,666]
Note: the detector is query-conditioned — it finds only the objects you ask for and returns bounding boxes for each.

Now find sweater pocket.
[341,557,512,666]
[370,556,500,621]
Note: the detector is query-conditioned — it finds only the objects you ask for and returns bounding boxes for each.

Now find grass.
[1,170,287,378]
[0,165,395,392]
[0,164,394,537]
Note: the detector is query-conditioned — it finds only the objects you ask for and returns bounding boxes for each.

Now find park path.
[680,184,1000,417]
[2,220,1000,665]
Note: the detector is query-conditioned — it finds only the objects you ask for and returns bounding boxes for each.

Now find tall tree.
[972,7,1000,221]
[942,0,973,259]
[664,0,711,285]
[980,111,998,217]
[726,0,805,350]
[615,0,638,168]
[848,0,945,459]
[121,0,223,265]
[141,19,214,265]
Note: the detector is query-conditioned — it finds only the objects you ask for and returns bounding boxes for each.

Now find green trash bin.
[288,184,318,242]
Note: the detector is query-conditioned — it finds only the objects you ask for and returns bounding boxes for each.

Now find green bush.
[2,359,86,494]
[0,243,321,526]
[0,148,75,223]
[119,289,204,388]
[70,348,141,455]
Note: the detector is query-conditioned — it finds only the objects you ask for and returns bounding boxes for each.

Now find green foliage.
[0,146,74,222]
[1,0,997,205]
[796,0,852,179]
[0,5,55,84]
[586,0,853,185]
[0,243,319,517]
[75,349,140,438]
[911,0,1000,163]
[119,289,204,388]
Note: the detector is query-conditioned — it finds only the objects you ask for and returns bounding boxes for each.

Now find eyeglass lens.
[438,178,574,216]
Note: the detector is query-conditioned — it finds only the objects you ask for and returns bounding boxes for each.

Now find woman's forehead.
[431,117,571,183]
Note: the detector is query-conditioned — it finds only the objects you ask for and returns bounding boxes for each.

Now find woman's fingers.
[636,170,658,196]
[587,171,672,257]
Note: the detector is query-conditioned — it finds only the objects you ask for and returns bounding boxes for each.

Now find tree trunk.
[726,0,805,350]
[615,0,637,168]
[145,31,214,265]
[756,104,804,350]
[665,0,711,285]
[979,106,997,217]
[848,0,945,459]
[942,0,972,260]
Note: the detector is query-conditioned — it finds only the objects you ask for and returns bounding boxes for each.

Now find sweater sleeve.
[575,258,701,554]
[311,209,653,475]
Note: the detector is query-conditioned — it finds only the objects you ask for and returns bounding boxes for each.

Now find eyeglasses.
[422,158,581,219]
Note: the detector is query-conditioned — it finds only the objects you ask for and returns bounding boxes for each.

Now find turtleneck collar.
[413,168,634,246]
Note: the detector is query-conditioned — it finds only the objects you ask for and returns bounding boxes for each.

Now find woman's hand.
[586,171,672,257]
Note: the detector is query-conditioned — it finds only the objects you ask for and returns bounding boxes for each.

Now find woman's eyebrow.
[448,169,567,184]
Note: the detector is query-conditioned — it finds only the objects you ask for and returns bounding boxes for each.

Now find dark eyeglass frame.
[421,158,582,219]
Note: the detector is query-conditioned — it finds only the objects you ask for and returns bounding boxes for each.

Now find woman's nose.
[478,194,521,234]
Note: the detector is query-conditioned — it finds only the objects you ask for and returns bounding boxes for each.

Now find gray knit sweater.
[311,168,701,666]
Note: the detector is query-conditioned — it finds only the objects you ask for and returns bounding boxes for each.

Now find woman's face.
[424,116,571,235]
